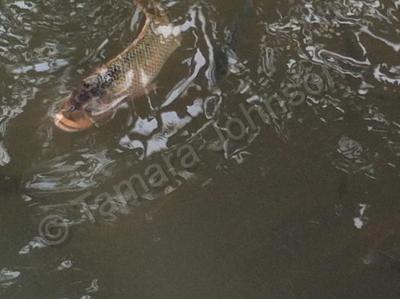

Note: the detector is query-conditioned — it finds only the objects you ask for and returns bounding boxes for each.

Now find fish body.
[55,0,181,132]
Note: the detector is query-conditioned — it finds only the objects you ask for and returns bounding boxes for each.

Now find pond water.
[1,0,400,298]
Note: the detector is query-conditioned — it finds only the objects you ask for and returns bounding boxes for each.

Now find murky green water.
[2,0,400,298]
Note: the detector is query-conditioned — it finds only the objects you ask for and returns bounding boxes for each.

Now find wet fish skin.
[55,0,182,132]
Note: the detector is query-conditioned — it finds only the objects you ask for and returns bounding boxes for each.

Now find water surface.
[1,0,400,298]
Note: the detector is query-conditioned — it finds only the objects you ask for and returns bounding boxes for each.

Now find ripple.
[0,268,20,285]
[0,142,10,166]
[3,0,400,296]
[24,150,115,195]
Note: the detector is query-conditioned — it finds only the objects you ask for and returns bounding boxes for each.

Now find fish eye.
[68,105,77,112]
[82,81,91,90]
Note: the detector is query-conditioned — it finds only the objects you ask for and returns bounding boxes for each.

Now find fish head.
[54,75,115,132]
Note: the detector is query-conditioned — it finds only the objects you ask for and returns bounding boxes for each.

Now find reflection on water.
[2,0,400,297]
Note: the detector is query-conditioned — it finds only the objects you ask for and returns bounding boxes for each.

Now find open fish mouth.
[54,112,94,132]
[53,0,181,133]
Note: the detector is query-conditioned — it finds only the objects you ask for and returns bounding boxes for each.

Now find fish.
[54,0,182,132]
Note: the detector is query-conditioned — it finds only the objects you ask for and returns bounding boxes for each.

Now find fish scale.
[109,23,180,96]
[86,5,180,107]
[55,0,182,132]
